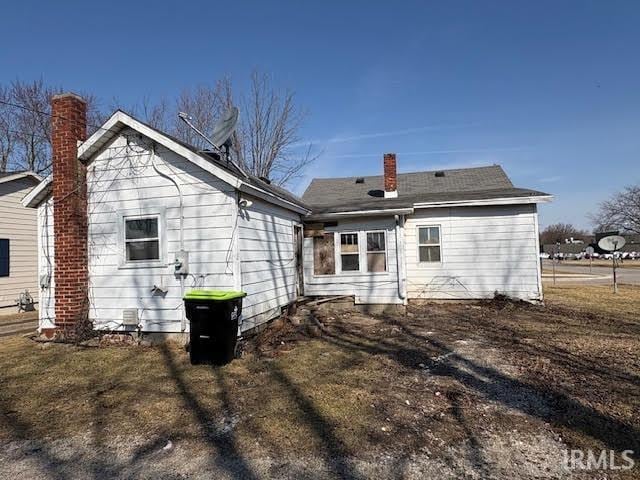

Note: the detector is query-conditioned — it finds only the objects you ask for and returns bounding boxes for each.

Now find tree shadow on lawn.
[317,313,640,460]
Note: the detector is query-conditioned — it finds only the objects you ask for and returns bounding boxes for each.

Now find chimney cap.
[51,92,86,103]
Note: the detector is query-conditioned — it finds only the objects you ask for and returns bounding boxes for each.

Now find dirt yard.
[0,285,638,479]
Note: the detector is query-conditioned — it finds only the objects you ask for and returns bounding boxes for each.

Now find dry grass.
[555,259,640,269]
[544,284,640,320]
[0,288,638,478]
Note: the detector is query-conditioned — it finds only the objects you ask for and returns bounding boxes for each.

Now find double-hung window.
[366,231,386,272]
[340,233,360,271]
[418,226,441,263]
[125,217,160,262]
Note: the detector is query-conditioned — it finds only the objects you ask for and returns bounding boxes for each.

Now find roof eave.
[0,171,43,185]
[77,110,308,214]
[305,207,414,221]
[412,194,554,209]
[22,176,52,208]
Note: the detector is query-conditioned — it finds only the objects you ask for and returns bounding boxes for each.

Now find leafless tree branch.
[590,185,640,234]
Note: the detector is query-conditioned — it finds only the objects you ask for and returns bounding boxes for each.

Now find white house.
[23,93,552,340]
[23,93,309,337]
[0,171,42,313]
[301,154,552,304]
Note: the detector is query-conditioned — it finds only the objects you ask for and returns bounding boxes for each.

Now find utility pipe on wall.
[151,145,187,332]
[394,215,407,302]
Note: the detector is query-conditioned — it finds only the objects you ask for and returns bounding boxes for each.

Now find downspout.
[151,145,187,332]
[394,215,407,302]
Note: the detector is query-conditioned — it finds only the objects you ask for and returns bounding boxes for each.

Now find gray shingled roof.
[302,165,549,214]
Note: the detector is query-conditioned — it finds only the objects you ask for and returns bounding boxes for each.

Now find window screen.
[418,226,441,262]
[0,239,8,277]
[340,233,360,271]
[125,217,160,262]
[366,232,386,272]
[313,233,335,275]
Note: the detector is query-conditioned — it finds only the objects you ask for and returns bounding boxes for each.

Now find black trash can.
[183,290,246,365]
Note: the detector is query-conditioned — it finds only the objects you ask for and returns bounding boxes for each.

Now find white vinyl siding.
[37,197,55,329]
[0,177,39,310]
[238,196,299,332]
[86,130,236,332]
[405,204,542,301]
[303,217,403,304]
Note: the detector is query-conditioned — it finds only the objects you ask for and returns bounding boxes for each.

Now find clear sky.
[1,1,638,229]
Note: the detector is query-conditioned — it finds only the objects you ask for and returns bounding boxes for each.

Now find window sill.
[118,261,168,270]
[417,262,444,267]
[312,270,391,278]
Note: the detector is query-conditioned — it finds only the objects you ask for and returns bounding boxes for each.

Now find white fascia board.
[412,195,554,209]
[21,176,52,208]
[0,171,43,185]
[306,207,414,220]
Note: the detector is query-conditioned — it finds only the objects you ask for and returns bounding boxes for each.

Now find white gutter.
[307,207,414,220]
[413,195,553,209]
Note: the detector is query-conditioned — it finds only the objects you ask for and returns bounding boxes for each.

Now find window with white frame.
[340,232,360,271]
[418,226,441,262]
[366,231,386,272]
[124,216,161,262]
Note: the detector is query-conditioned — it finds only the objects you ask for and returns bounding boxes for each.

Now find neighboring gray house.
[301,155,552,303]
[0,171,41,313]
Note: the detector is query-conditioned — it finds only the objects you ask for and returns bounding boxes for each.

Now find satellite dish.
[597,235,626,252]
[177,106,248,178]
[210,107,239,149]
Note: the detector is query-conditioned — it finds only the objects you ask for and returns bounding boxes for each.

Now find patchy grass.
[0,288,638,478]
[544,284,640,320]
[553,259,640,269]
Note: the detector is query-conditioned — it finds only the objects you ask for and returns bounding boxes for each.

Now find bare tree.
[590,185,640,234]
[0,79,105,174]
[0,85,15,172]
[236,71,317,186]
[1,73,316,185]
[156,72,316,187]
[10,79,52,173]
[539,223,590,245]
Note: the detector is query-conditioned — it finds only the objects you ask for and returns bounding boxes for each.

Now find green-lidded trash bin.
[183,290,246,365]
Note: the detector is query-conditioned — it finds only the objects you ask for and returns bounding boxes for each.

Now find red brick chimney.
[383,153,398,198]
[50,93,88,336]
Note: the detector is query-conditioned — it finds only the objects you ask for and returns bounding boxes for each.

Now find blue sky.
[1,1,639,229]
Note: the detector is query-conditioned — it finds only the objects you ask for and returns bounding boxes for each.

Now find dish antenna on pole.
[178,107,248,178]
[597,235,626,294]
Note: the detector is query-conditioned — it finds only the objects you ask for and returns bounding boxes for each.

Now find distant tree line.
[540,184,640,245]
[0,72,317,187]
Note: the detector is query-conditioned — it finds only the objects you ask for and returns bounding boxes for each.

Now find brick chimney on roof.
[50,92,88,337]
[383,153,398,198]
